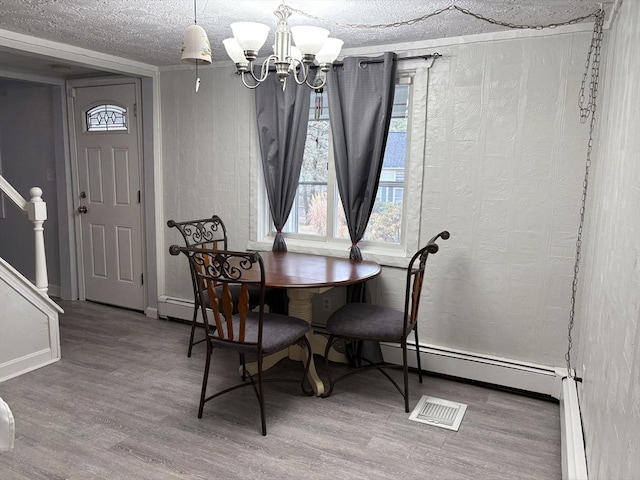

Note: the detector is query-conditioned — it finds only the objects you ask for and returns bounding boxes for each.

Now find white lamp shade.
[287,46,303,71]
[290,46,303,62]
[290,26,330,56]
[230,22,270,52]
[223,38,248,63]
[181,24,212,64]
[315,38,343,64]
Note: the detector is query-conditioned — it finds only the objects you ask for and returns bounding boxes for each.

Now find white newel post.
[26,187,48,295]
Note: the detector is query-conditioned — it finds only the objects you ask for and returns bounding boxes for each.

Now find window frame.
[83,102,129,133]
[249,64,429,268]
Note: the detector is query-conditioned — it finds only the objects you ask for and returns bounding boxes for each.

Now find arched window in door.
[85,104,128,132]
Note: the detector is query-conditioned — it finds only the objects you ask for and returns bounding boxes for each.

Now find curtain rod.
[332,53,441,67]
[261,53,442,73]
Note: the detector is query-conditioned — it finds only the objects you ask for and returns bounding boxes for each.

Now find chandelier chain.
[286,4,601,31]
[566,9,604,379]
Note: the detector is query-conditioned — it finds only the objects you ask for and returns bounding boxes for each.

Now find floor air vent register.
[409,395,467,431]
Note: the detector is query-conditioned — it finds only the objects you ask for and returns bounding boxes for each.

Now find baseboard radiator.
[559,371,588,480]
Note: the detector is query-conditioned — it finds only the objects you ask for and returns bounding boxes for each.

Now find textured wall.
[161,67,254,300]
[0,81,60,288]
[160,29,593,367]
[374,32,592,366]
[575,0,640,477]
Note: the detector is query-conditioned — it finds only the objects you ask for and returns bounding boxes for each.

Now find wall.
[575,0,640,477]
[0,80,61,290]
[378,31,592,367]
[161,67,255,301]
[160,28,593,368]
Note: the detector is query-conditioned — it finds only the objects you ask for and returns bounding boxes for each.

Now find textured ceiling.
[0,0,612,69]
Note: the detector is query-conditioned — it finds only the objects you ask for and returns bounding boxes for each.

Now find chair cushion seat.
[326,303,406,342]
[211,313,310,355]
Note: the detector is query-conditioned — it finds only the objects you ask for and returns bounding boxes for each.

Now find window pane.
[284,83,409,245]
[363,84,409,244]
[85,104,128,132]
[283,91,329,235]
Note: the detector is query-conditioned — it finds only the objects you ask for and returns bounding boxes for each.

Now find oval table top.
[256,251,381,289]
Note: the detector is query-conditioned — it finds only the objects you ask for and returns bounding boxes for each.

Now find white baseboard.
[158,295,198,321]
[47,284,61,298]
[557,368,588,480]
[0,349,60,383]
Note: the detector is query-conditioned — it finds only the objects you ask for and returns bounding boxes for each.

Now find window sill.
[247,235,412,269]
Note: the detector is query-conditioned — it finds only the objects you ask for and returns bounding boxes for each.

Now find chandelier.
[222,2,343,90]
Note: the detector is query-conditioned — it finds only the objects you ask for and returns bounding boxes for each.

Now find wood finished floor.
[0,300,561,480]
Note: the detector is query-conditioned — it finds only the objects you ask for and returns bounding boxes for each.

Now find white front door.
[71,81,144,311]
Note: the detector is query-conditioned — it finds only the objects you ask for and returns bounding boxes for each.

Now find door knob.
[78,206,88,214]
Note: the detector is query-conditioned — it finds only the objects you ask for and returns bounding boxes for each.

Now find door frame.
[66,76,147,311]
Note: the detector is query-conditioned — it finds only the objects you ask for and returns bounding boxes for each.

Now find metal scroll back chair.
[168,216,288,357]
[322,231,450,412]
[169,246,313,436]
[167,215,261,357]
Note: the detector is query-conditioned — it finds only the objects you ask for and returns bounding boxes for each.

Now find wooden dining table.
[245,250,381,396]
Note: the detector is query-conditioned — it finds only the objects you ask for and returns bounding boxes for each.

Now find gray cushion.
[326,303,406,342]
[211,313,310,355]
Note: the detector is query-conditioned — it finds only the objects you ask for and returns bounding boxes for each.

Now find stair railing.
[0,175,49,295]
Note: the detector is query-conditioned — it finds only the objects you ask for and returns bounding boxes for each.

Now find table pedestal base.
[240,287,336,396]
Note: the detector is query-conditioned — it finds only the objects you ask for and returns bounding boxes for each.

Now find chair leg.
[321,335,338,398]
[257,354,267,436]
[300,336,314,396]
[198,341,212,418]
[355,340,364,367]
[187,298,198,358]
[402,342,410,413]
[413,325,423,384]
[239,353,247,380]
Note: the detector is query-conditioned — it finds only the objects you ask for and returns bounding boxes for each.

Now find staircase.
[0,175,62,383]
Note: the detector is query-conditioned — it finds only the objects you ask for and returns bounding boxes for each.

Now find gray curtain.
[327,52,397,261]
[255,71,315,252]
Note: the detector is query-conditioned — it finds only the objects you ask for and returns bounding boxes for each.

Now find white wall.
[379,32,592,367]
[160,28,592,369]
[161,67,255,301]
[575,0,640,477]
[0,80,61,290]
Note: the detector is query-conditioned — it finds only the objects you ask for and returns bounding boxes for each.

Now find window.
[282,82,410,246]
[85,104,128,132]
